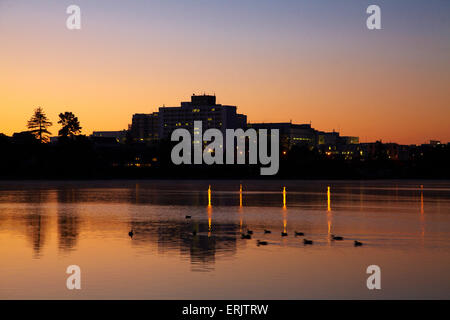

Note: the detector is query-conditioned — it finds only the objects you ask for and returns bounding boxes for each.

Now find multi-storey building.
[158,94,247,140]
[248,122,317,151]
[129,112,159,142]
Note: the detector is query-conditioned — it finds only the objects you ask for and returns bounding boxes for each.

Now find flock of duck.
[128,214,364,247]
[240,228,363,247]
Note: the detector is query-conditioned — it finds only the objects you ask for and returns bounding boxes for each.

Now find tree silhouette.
[27,107,52,143]
[58,112,82,138]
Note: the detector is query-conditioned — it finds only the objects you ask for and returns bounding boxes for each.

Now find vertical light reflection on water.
[135,183,139,203]
[239,184,243,233]
[239,184,243,208]
[327,186,331,212]
[282,187,287,236]
[420,185,425,245]
[327,186,332,245]
[207,185,212,237]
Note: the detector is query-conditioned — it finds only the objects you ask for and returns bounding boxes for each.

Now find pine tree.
[27,107,52,143]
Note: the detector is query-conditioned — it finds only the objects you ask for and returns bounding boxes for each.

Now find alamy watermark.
[367,5,381,30]
[366,265,381,290]
[66,265,81,290]
[66,5,81,30]
[65,4,381,31]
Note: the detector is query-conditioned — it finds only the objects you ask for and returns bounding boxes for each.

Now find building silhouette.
[129,112,159,142]
[248,122,359,151]
[129,94,247,142]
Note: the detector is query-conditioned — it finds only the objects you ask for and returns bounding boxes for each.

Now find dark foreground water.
[0,180,449,299]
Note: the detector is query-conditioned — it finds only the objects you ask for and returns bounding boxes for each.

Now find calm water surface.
[1,180,450,299]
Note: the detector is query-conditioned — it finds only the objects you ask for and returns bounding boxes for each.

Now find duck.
[354,240,363,247]
[257,240,268,246]
[294,231,304,236]
[303,239,313,245]
[247,230,253,235]
[281,232,288,237]
[128,230,134,238]
[331,234,344,241]
[264,229,271,234]
[185,215,192,219]
[241,234,252,239]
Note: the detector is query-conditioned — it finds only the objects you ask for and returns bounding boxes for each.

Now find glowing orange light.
[207,205,212,237]
[239,184,243,208]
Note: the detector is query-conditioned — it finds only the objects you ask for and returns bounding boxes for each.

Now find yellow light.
[327,186,331,212]
[283,186,286,209]
[208,185,212,208]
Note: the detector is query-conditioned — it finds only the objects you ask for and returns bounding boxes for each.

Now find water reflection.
[57,189,80,252]
[1,180,450,275]
[327,186,332,245]
[24,190,49,258]
[239,184,243,208]
[129,219,240,272]
[327,186,331,212]
[420,185,425,244]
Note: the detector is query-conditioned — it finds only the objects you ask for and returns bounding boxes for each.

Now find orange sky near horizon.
[1,1,449,145]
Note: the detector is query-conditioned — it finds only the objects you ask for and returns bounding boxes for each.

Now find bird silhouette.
[354,240,363,247]
[257,240,268,246]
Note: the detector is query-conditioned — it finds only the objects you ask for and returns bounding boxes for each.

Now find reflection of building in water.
[57,189,80,252]
[129,220,240,271]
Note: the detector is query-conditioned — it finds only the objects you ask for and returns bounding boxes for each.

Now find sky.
[0,0,449,144]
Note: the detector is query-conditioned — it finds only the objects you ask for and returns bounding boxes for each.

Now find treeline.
[0,108,449,179]
[0,135,449,179]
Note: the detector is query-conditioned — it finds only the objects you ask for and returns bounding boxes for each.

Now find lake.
[1,180,449,299]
